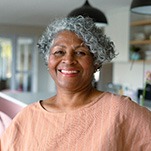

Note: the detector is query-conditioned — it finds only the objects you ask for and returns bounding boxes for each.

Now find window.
[15,37,34,91]
[0,36,36,92]
[0,38,12,90]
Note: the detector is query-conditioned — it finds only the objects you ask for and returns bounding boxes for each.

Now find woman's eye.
[75,51,86,56]
[53,50,65,57]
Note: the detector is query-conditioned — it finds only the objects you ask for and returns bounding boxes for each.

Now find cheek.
[48,60,54,70]
[47,57,59,76]
[48,55,58,69]
[82,57,95,71]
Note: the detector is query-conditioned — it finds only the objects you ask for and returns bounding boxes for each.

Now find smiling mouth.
[58,69,79,74]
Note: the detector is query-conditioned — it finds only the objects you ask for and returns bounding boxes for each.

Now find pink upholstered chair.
[0,111,12,137]
[0,97,24,119]
[0,96,24,136]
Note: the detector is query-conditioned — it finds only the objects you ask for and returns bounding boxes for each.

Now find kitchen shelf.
[130,39,151,45]
[130,19,151,61]
[129,59,151,63]
[131,20,151,26]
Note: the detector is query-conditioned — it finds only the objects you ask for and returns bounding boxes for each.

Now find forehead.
[53,30,84,44]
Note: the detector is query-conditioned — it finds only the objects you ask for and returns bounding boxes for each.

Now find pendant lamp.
[67,0,108,27]
[131,0,151,15]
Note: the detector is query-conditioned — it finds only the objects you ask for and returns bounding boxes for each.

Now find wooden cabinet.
[130,20,151,61]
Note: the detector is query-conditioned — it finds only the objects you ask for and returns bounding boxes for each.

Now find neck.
[54,86,97,110]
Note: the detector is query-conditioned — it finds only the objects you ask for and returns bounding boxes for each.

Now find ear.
[94,64,102,73]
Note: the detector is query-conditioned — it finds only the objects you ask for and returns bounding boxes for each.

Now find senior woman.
[1,16,151,150]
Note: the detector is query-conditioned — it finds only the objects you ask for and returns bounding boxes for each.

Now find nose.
[62,53,77,65]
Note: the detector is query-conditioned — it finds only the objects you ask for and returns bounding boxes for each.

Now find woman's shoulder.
[100,91,136,105]
[98,91,151,116]
[21,101,40,112]
[98,92,151,128]
[12,101,41,121]
[98,91,131,104]
[0,101,41,138]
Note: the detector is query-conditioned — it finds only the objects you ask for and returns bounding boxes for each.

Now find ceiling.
[0,0,132,27]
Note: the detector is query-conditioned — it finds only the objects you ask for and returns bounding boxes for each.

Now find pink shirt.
[1,92,151,151]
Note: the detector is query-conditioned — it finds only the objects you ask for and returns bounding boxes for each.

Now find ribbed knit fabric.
[1,92,151,151]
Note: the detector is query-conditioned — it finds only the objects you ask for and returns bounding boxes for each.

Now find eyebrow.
[52,42,87,50]
[51,44,66,50]
[73,42,88,50]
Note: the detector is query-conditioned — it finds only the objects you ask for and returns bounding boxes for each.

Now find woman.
[1,16,151,150]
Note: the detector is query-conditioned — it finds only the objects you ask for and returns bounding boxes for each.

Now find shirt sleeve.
[121,96,151,150]
[0,114,21,150]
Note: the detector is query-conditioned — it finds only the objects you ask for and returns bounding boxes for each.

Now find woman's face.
[48,31,96,91]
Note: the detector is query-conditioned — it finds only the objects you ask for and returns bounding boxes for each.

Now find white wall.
[0,24,44,36]
[113,61,151,90]
[105,7,130,62]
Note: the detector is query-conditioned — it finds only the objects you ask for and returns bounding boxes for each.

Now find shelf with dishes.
[129,46,151,62]
[130,20,151,26]
[129,19,151,62]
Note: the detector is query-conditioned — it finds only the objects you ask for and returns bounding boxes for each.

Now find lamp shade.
[67,0,108,27]
[131,0,151,15]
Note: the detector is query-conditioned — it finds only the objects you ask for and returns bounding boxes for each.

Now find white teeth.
[61,70,78,74]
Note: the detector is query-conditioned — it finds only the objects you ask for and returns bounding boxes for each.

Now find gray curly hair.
[37,16,117,68]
